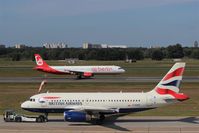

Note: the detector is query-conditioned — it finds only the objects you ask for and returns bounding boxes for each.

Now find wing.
[65,105,118,114]
[68,69,93,77]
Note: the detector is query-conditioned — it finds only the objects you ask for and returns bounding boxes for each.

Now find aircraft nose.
[121,69,125,73]
[21,101,29,109]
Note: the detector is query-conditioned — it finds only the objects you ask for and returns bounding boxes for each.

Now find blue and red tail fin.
[155,62,185,93]
[151,63,189,101]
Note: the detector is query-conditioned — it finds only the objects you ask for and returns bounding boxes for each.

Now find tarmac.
[1,116,199,133]
[0,76,199,83]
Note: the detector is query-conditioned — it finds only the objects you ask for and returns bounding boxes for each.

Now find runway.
[1,116,199,133]
[0,76,199,83]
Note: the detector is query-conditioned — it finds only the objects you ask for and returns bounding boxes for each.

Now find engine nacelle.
[83,72,93,77]
[64,111,91,122]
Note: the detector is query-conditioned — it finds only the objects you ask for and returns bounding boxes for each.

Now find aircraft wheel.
[36,117,42,122]
[100,114,105,121]
[15,117,22,122]
[77,75,82,79]
[37,115,45,122]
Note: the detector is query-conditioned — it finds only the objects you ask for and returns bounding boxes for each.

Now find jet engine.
[83,72,93,77]
[64,111,91,122]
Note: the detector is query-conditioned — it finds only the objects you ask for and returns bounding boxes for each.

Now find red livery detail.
[91,67,113,72]
[34,54,65,74]
[83,72,93,77]
[163,67,184,81]
[43,96,61,99]
[156,88,189,101]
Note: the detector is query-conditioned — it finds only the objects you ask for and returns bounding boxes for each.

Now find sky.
[0,0,199,47]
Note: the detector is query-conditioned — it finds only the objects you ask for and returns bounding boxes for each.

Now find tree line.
[0,44,199,61]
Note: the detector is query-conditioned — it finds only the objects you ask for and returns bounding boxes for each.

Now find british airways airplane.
[21,63,189,123]
[34,54,125,79]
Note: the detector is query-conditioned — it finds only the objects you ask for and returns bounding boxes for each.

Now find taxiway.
[0,76,199,83]
[0,116,199,133]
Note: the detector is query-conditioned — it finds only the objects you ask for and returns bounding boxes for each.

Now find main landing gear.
[44,113,48,122]
[77,75,82,79]
[93,114,105,125]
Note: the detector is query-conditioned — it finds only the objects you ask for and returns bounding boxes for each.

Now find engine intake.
[64,111,91,122]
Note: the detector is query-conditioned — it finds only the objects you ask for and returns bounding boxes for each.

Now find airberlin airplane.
[21,63,189,123]
[34,54,125,79]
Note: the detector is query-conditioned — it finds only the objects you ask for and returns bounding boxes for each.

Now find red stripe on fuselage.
[43,96,61,99]
[163,67,184,81]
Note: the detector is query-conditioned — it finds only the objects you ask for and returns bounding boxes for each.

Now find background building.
[108,45,127,48]
[194,41,198,48]
[43,42,67,48]
[15,44,26,49]
[0,44,5,48]
[82,42,127,49]
[83,43,101,49]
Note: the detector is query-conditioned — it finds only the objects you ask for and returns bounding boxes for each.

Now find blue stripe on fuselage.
[22,107,155,114]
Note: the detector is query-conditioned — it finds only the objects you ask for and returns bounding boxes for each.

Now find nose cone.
[120,68,125,73]
[21,101,29,109]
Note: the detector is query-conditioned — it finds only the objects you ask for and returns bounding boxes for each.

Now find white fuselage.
[21,91,175,114]
[50,65,125,74]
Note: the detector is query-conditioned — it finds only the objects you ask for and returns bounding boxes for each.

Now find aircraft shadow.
[51,116,199,131]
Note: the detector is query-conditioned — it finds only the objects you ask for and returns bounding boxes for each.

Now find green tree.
[151,49,164,60]
[167,44,184,58]
[190,49,199,59]
[11,53,21,61]
[128,49,144,60]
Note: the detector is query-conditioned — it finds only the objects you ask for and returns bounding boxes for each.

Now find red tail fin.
[34,54,49,68]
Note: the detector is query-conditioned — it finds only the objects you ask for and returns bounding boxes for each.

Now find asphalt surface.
[0,76,198,83]
[1,116,199,133]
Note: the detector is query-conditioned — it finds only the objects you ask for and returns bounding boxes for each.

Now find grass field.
[0,82,198,116]
[0,58,199,77]
[0,59,199,117]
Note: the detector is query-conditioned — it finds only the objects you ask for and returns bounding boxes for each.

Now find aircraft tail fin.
[34,54,49,68]
[151,62,189,101]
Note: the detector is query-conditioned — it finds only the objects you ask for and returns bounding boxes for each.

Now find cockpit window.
[118,67,122,69]
[29,98,35,102]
